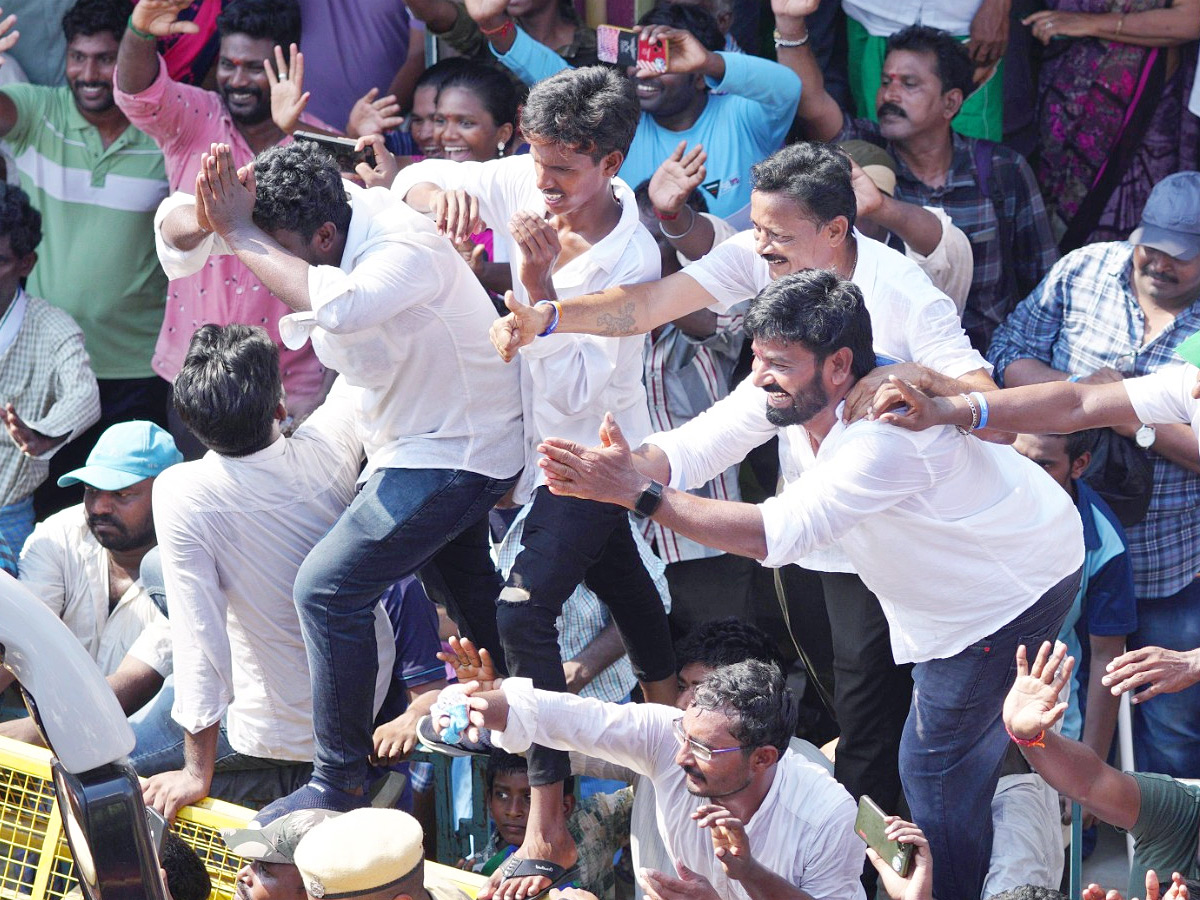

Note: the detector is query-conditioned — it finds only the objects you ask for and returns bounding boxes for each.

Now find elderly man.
[538,270,1083,900]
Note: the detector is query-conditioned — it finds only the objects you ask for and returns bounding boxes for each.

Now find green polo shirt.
[1,84,168,379]
[1128,772,1200,896]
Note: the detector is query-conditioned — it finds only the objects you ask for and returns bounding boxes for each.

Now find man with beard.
[772,0,1057,351]
[0,420,179,713]
[0,0,170,512]
[535,270,1085,900]
[114,0,329,452]
[987,171,1200,782]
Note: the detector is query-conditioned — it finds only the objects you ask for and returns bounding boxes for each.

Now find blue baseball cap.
[1129,171,1200,261]
[57,421,183,490]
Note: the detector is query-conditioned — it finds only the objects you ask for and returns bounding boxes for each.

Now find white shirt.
[1125,365,1200,446]
[154,185,524,482]
[681,229,989,573]
[151,380,395,760]
[650,388,1084,663]
[842,0,983,37]
[495,678,866,900]
[18,504,172,677]
[392,157,660,501]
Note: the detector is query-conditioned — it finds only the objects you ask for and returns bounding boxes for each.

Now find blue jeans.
[128,677,311,808]
[900,569,1079,900]
[1129,577,1200,777]
[293,466,517,792]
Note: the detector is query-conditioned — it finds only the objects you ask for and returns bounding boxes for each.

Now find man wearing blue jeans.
[155,142,523,821]
[539,270,1084,900]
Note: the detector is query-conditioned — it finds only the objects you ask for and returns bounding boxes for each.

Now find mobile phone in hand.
[854,795,914,878]
[294,131,377,172]
[597,25,669,73]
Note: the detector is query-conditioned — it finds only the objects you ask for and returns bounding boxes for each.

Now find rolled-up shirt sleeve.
[645,376,775,490]
[127,614,174,678]
[154,191,231,280]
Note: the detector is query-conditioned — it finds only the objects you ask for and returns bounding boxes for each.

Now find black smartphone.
[854,795,913,878]
[293,131,377,172]
[145,806,168,854]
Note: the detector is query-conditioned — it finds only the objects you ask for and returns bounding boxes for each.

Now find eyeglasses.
[672,717,744,762]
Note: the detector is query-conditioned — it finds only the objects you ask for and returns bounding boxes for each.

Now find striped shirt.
[988,241,1200,599]
[1,84,168,379]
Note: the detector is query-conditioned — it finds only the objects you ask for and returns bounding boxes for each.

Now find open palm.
[1002,642,1073,741]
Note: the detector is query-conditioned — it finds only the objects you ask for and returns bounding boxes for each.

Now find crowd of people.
[0,0,1199,899]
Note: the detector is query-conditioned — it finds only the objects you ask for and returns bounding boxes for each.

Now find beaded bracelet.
[772,28,810,47]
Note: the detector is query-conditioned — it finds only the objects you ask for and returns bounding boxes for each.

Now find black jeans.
[819,572,913,812]
[498,487,675,785]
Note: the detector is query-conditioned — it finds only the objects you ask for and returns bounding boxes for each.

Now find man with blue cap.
[0,420,181,739]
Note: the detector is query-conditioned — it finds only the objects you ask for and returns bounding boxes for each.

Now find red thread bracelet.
[654,208,680,221]
[480,18,515,38]
[1006,725,1046,748]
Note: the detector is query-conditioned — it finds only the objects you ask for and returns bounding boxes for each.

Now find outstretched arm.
[119,1,198,94]
[770,0,843,139]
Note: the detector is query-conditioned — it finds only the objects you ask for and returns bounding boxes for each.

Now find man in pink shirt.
[115,0,328,449]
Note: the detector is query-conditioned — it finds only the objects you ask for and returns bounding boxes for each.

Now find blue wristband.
[971,391,989,430]
[535,300,560,337]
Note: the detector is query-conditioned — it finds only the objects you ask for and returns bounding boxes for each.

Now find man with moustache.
[988,171,1200,780]
[771,0,1057,351]
[115,0,329,450]
[0,421,180,711]
[0,0,169,508]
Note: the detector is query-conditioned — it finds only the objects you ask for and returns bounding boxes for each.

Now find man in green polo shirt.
[0,0,168,514]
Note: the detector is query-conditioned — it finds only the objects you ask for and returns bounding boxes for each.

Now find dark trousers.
[36,375,171,517]
[819,572,912,813]
[498,487,675,786]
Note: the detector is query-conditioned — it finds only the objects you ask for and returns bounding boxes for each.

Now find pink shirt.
[113,57,326,410]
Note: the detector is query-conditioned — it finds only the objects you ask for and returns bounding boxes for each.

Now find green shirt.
[1,84,168,379]
[1129,772,1200,896]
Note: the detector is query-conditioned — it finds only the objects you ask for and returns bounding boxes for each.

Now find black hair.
[692,660,797,756]
[159,832,212,900]
[0,183,42,258]
[751,143,857,231]
[744,270,875,379]
[251,144,353,241]
[414,57,475,97]
[62,0,126,44]
[675,618,784,673]
[485,751,575,796]
[1063,430,1098,462]
[437,62,520,130]
[520,66,640,162]
[637,3,723,52]
[885,24,975,100]
[216,0,301,48]
[172,324,281,457]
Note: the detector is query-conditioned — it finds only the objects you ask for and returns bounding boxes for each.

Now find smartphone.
[596,25,669,74]
[854,795,913,878]
[293,131,377,172]
[145,806,168,854]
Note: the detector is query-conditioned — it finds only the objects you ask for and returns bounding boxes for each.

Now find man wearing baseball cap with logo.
[223,809,344,900]
[0,421,181,739]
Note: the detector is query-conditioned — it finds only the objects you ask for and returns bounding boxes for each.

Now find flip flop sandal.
[497,856,581,897]
[416,714,494,758]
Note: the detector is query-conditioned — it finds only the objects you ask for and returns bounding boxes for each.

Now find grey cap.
[1128,171,1200,260]
[222,809,343,864]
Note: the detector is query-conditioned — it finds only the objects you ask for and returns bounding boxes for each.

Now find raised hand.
[197,142,256,237]
[347,87,405,139]
[649,141,706,218]
[463,0,511,31]
[354,134,400,188]
[130,0,201,38]
[849,157,886,219]
[430,188,484,244]
[1002,641,1074,743]
[437,635,500,691]
[635,25,711,76]
[770,0,820,21]
[266,43,309,135]
[510,209,561,301]
[489,293,552,363]
[0,10,20,59]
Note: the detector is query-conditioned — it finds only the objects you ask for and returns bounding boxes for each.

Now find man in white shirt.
[494,140,996,847]
[155,142,524,822]
[138,324,395,822]
[537,270,1084,900]
[0,419,179,738]
[451,659,865,900]
[391,67,674,900]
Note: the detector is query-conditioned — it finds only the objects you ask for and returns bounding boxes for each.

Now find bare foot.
[482,825,578,900]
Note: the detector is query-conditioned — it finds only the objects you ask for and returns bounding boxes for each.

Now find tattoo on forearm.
[595,301,637,336]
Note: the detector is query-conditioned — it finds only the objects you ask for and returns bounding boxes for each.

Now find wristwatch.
[1135,424,1157,449]
[632,479,664,520]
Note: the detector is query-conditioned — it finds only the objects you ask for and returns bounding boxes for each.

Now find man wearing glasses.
[450,658,865,900]
[986,171,1200,780]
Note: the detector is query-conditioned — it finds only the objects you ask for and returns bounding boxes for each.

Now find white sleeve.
[153,191,231,280]
[16,518,70,618]
[905,207,973,319]
[493,678,681,781]
[759,426,935,567]
[900,280,991,379]
[1125,366,1199,427]
[152,478,234,732]
[390,157,523,236]
[678,231,765,312]
[645,377,776,490]
[126,613,173,677]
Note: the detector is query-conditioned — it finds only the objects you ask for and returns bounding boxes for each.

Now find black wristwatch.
[632,479,664,520]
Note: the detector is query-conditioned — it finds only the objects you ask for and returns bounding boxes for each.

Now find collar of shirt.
[891,132,978,201]
[1074,480,1105,554]
[212,434,287,465]
[554,177,641,281]
[0,288,29,357]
